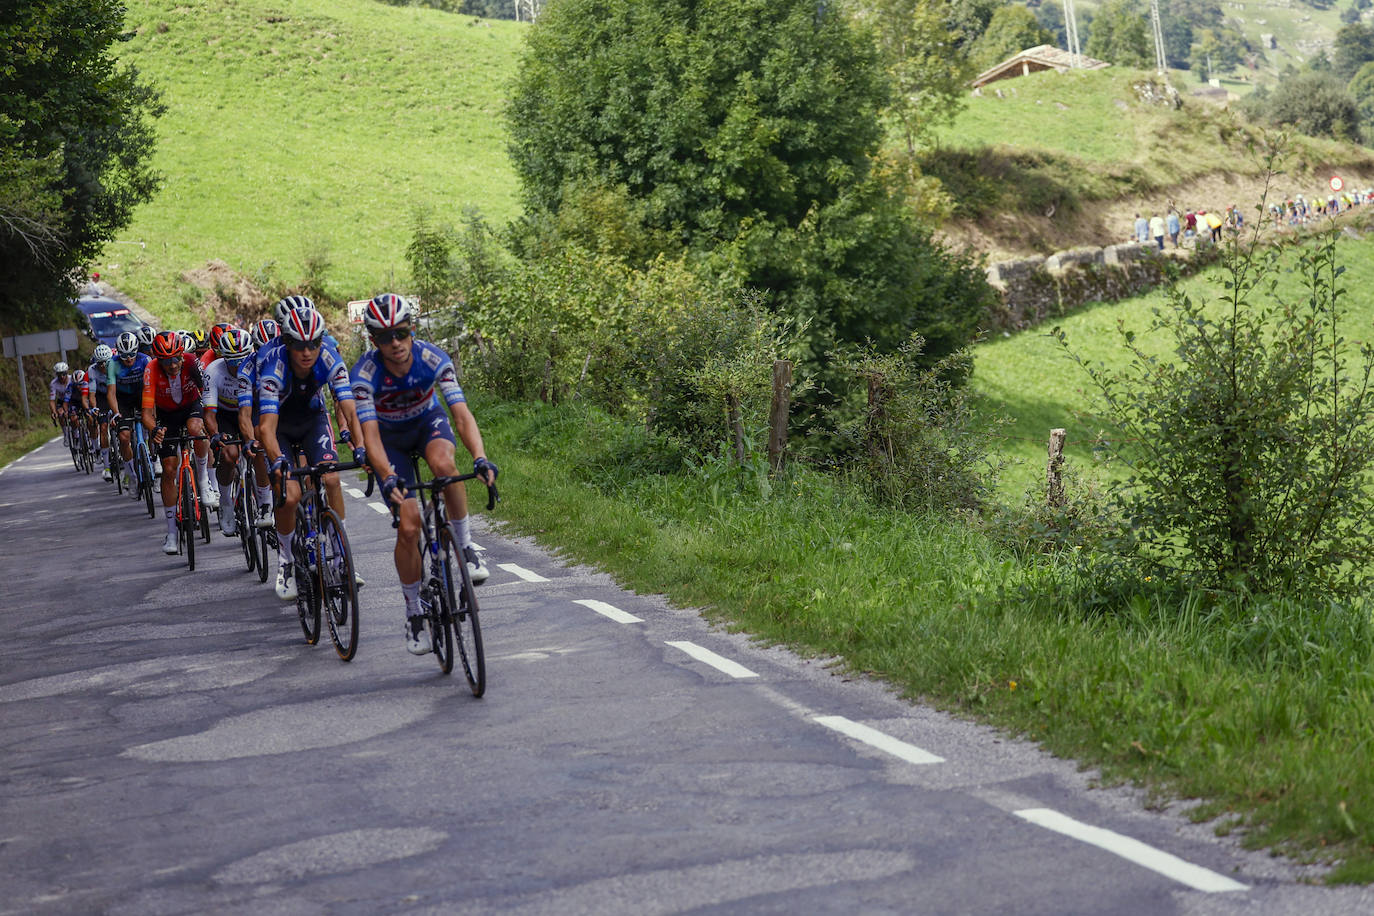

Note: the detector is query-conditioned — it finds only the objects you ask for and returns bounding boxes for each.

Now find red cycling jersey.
[142,354,205,411]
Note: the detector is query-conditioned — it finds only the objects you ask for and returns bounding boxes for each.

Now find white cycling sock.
[194,455,210,490]
[165,506,177,536]
[256,486,272,507]
[448,515,471,549]
[279,531,294,569]
[402,579,422,616]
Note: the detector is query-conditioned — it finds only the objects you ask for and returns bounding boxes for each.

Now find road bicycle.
[68,411,93,474]
[391,453,498,695]
[160,432,211,571]
[275,453,366,661]
[106,413,124,496]
[215,434,259,576]
[126,418,158,519]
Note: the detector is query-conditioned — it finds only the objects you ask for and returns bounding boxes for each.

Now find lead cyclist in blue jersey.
[257,303,365,600]
[351,293,498,656]
[108,332,150,487]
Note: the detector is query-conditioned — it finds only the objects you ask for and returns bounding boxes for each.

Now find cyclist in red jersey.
[142,331,212,555]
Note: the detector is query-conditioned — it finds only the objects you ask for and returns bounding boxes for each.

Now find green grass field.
[105,0,526,326]
[974,219,1374,499]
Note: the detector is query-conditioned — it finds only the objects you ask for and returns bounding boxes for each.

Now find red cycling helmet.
[151,330,185,359]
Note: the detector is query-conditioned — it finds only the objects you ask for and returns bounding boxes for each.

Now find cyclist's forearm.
[360,419,390,477]
[259,414,281,462]
[141,407,157,432]
[450,403,487,462]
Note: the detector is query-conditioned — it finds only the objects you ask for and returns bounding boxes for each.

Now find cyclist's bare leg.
[394,498,423,584]
[424,437,470,524]
[159,455,178,506]
[322,470,345,520]
[117,427,133,463]
[216,443,239,487]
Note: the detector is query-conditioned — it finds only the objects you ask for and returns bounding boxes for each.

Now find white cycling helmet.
[282,305,326,344]
[54,361,69,374]
[116,332,140,356]
[274,295,315,324]
[72,369,86,384]
[92,344,113,363]
[364,292,413,332]
[137,325,156,346]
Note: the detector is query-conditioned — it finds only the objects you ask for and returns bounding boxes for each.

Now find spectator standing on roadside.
[1134,213,1149,243]
[1166,209,1181,247]
[1184,210,1197,244]
[1149,213,1165,250]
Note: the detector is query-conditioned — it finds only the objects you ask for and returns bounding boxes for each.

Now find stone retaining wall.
[983,241,1214,332]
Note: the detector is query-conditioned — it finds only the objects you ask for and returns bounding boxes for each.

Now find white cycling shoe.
[405,616,431,655]
[161,532,179,555]
[463,545,489,584]
[275,564,297,600]
[202,486,220,510]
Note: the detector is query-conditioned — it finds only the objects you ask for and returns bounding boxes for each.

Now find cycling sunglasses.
[286,339,322,352]
[370,327,412,344]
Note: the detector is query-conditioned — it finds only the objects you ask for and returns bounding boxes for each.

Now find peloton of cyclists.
[350,292,498,656]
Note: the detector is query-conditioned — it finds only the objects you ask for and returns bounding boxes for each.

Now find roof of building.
[971,45,1111,89]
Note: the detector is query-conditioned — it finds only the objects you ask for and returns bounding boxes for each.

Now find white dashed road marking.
[344,486,367,498]
[499,563,548,583]
[369,503,390,515]
[666,641,759,679]
[573,599,642,624]
[1013,808,1249,893]
[812,715,944,766]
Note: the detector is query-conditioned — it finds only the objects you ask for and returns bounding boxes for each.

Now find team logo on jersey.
[420,346,442,370]
[355,359,378,384]
[261,378,281,397]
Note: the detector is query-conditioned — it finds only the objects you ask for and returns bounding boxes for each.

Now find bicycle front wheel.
[441,528,485,696]
[294,511,320,645]
[318,510,359,661]
[234,477,256,573]
[180,469,196,572]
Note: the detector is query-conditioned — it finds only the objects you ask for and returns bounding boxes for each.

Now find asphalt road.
[2,437,1371,915]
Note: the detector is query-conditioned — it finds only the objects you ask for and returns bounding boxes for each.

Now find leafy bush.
[1056,184,1374,599]
[831,336,1004,514]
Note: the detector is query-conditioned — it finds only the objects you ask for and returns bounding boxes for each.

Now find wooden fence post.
[1047,427,1067,507]
[767,359,792,473]
[726,393,746,464]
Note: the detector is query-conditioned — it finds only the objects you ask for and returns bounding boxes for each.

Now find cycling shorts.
[116,392,141,420]
[377,407,455,496]
[154,403,205,459]
[274,411,337,467]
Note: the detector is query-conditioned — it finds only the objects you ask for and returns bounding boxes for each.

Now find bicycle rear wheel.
[443,527,486,697]
[294,510,320,645]
[110,446,123,495]
[234,475,256,573]
[138,443,156,518]
[319,510,359,661]
[179,468,196,572]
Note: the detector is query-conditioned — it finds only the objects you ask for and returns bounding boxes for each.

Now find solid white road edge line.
[1013,808,1249,893]
[574,599,643,624]
[665,641,759,678]
[499,563,548,582]
[812,715,944,766]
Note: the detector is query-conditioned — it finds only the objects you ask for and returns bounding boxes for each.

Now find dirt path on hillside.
[940,165,1374,261]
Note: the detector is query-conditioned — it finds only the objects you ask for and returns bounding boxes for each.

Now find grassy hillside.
[103,0,526,325]
[928,67,1374,256]
[973,215,1374,501]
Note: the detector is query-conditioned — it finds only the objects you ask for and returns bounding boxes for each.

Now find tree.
[1083,0,1152,68]
[0,0,163,331]
[1035,0,1067,48]
[945,0,1002,53]
[968,5,1055,72]
[1188,27,1245,77]
[507,0,995,373]
[861,0,972,158]
[1332,22,1374,82]
[1347,59,1374,123]
[1268,71,1363,141]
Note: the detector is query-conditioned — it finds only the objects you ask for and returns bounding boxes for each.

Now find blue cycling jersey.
[350,339,465,427]
[86,360,111,397]
[108,353,150,396]
[257,339,353,418]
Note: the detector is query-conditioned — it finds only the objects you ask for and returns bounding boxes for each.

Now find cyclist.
[82,344,116,481]
[108,331,150,488]
[351,292,497,656]
[142,331,211,555]
[208,322,235,355]
[136,325,157,357]
[203,328,253,537]
[238,318,281,528]
[49,362,71,427]
[257,304,365,600]
[64,369,87,429]
[190,328,215,370]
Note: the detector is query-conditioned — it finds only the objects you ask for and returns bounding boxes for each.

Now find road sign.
[3,328,80,359]
[1330,175,1344,192]
[347,300,369,324]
